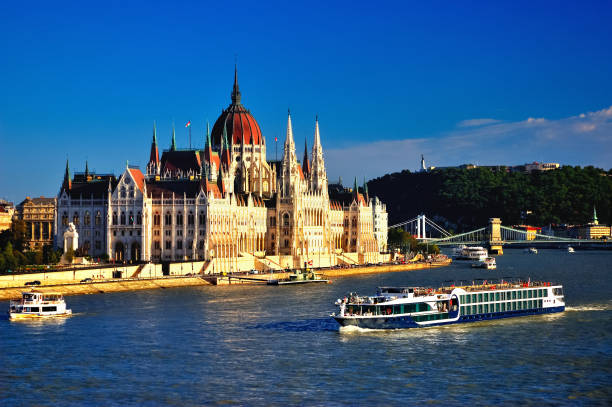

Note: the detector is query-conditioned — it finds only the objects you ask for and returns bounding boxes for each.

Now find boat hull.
[334,306,565,330]
[9,310,72,320]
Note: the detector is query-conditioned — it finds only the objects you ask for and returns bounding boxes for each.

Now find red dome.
[211,104,263,146]
[211,68,264,146]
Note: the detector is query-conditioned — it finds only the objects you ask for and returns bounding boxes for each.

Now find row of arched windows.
[62,211,102,226]
[112,211,142,226]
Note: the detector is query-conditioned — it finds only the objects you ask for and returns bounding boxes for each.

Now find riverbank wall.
[0,259,451,301]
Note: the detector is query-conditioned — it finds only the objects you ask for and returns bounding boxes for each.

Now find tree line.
[368,165,612,233]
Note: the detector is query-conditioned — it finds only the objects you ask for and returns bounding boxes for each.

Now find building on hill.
[14,196,56,250]
[54,68,388,270]
[523,162,560,172]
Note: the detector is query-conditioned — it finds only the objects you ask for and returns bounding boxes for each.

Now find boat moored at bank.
[332,279,564,330]
[8,291,72,320]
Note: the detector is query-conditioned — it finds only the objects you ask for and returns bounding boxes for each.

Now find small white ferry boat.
[567,246,575,253]
[332,279,564,329]
[525,247,538,254]
[471,257,496,270]
[455,246,488,261]
[8,291,72,320]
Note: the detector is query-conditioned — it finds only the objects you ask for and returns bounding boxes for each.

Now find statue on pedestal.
[63,222,79,253]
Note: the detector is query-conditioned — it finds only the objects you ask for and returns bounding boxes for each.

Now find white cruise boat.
[332,280,565,330]
[8,291,72,320]
[525,247,538,254]
[471,257,496,270]
[455,246,488,261]
[567,246,575,253]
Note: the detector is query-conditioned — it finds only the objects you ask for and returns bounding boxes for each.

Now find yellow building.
[0,200,14,232]
[15,197,56,250]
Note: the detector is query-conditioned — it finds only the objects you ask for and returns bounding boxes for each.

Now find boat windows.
[553,287,563,296]
[42,306,57,312]
[478,293,483,303]
[483,293,488,302]
[25,307,40,312]
[495,292,500,301]
[484,304,489,313]
[472,294,477,303]
[512,291,517,300]
[495,303,500,312]
[517,291,522,299]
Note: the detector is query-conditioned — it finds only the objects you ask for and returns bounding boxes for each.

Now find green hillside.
[368,166,612,232]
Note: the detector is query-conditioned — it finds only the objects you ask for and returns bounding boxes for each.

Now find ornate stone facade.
[56,69,388,271]
[15,197,56,250]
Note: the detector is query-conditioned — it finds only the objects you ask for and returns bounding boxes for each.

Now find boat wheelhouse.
[8,291,72,320]
[332,279,564,330]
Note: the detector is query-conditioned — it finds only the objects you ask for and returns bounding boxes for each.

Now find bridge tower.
[488,217,503,255]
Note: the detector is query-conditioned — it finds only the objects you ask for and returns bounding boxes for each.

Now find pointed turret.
[85,160,90,179]
[302,137,310,176]
[363,177,369,202]
[170,123,177,151]
[231,64,241,105]
[310,116,328,192]
[280,110,299,197]
[147,122,160,175]
[353,177,358,198]
[221,123,231,169]
[62,159,72,191]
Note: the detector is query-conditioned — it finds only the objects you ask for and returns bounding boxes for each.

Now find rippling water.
[1,249,611,406]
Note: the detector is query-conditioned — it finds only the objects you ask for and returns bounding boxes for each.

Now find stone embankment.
[0,259,451,301]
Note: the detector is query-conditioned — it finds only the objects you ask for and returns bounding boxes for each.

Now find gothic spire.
[302,137,310,176]
[363,177,369,202]
[171,123,177,151]
[353,177,358,198]
[63,158,71,191]
[85,160,89,178]
[285,110,295,148]
[231,64,242,105]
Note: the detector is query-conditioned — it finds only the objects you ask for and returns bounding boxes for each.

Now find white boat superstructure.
[567,247,575,253]
[8,291,72,320]
[525,247,538,254]
[332,279,565,329]
[472,257,496,270]
[455,246,488,261]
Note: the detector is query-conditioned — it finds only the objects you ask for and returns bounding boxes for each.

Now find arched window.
[283,213,289,226]
[176,212,183,225]
[165,212,172,225]
[137,212,142,225]
[62,212,68,226]
[95,211,102,226]
[120,187,127,198]
[153,212,160,226]
[129,211,134,225]
[129,186,134,197]
[73,212,79,225]
[120,212,126,225]
[199,211,205,225]
[187,211,194,225]
[112,212,117,225]
[84,211,91,226]
[351,217,357,227]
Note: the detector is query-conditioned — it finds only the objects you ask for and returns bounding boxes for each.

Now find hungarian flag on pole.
[185,121,191,128]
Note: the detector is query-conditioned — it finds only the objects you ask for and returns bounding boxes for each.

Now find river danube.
[2,249,611,406]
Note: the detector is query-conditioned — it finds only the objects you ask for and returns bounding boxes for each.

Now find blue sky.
[1,0,611,202]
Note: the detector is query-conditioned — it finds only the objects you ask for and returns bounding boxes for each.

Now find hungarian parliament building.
[54,70,388,271]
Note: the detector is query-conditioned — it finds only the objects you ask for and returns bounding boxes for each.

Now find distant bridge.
[390,215,605,254]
